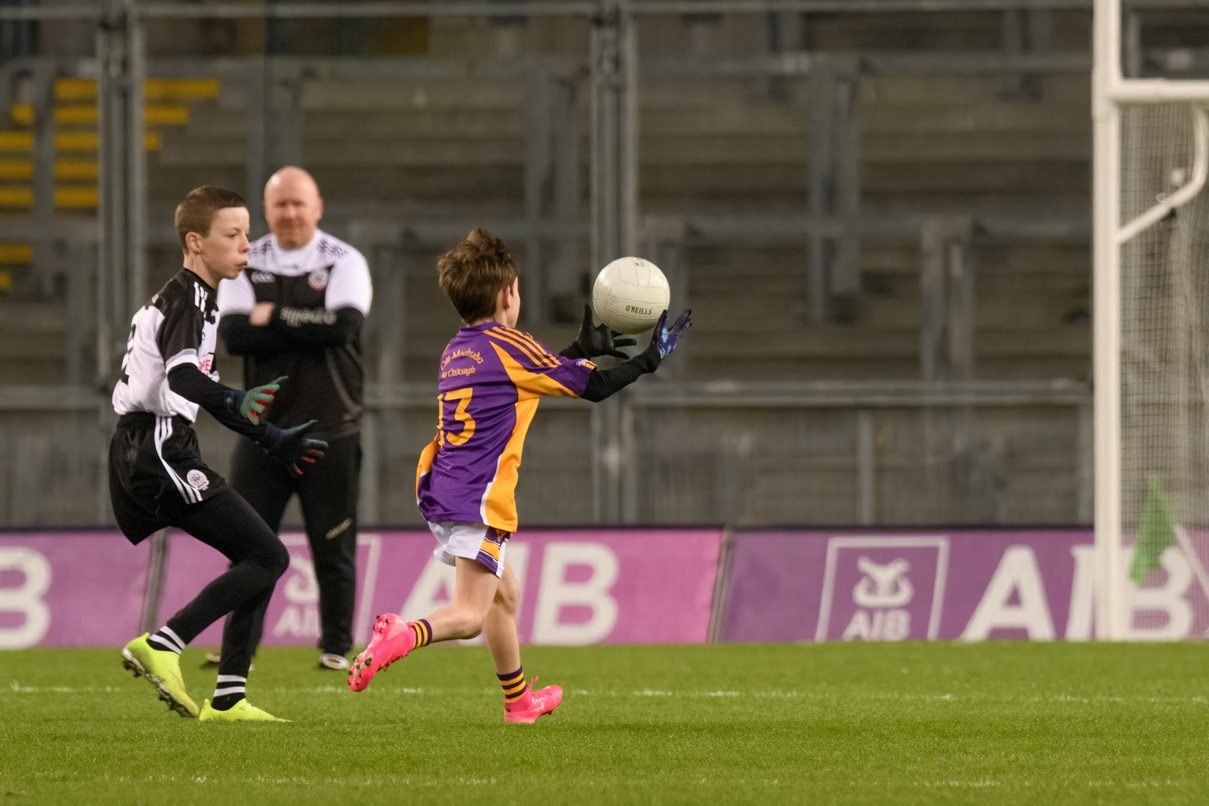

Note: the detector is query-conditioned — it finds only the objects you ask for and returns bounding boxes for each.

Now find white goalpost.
[1094,0,1209,640]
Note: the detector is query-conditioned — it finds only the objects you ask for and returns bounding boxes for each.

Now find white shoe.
[319,653,350,671]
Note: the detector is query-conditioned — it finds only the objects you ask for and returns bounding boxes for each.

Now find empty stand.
[0,7,1102,526]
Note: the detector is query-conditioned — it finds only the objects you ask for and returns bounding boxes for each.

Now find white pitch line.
[5,683,1208,709]
[6,682,127,694]
[62,773,501,788]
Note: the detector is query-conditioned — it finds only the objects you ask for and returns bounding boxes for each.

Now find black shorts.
[109,412,228,544]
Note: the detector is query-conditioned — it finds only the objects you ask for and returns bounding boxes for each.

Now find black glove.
[224,375,286,425]
[258,419,328,477]
[571,304,637,359]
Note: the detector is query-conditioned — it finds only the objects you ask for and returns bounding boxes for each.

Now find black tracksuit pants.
[229,432,360,656]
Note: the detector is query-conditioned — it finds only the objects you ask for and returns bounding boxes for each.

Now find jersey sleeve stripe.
[508,329,562,364]
[489,330,559,369]
[486,328,556,369]
[490,342,580,399]
[487,330,551,366]
[501,326,546,354]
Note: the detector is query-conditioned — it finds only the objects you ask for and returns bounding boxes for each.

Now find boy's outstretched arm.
[167,364,280,437]
[560,304,637,360]
[580,309,691,402]
[166,365,327,474]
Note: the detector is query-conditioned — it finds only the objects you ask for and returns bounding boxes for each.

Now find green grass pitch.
[2,642,1208,804]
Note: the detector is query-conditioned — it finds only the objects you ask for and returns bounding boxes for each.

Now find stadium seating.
[0,10,1100,525]
[135,60,1092,385]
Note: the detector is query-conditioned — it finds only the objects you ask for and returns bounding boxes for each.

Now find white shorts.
[426,521,510,578]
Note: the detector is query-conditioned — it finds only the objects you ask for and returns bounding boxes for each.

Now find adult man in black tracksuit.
[216,167,372,671]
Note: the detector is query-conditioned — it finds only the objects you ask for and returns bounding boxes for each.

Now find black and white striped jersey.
[112,269,219,422]
[216,229,372,441]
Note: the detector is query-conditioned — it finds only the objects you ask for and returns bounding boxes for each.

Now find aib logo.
[816,537,949,642]
[853,557,913,608]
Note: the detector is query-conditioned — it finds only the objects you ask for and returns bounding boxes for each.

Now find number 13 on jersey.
[438,388,476,446]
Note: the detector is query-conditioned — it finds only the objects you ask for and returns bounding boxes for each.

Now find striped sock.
[498,666,529,704]
[211,675,246,711]
[410,619,432,649]
[147,626,184,655]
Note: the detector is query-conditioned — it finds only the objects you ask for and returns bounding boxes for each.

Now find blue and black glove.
[258,419,328,478]
[224,375,286,425]
[571,304,637,359]
[651,309,692,359]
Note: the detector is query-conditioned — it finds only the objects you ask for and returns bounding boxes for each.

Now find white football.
[592,257,671,334]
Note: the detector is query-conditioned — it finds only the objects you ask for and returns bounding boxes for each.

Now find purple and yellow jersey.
[415,322,595,532]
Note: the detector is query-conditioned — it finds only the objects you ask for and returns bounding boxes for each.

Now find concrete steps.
[0,301,65,383]
[16,24,1099,390]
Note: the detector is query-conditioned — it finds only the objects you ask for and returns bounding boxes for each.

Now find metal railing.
[0,380,1092,526]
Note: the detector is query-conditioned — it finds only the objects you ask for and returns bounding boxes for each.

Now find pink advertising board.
[157,528,722,647]
[7,527,1209,648]
[721,529,1209,642]
[0,532,149,649]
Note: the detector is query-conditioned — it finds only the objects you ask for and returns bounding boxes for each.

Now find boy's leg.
[166,489,289,718]
[483,558,522,674]
[224,436,295,655]
[166,490,289,650]
[426,557,501,640]
[122,490,287,718]
[483,558,563,723]
[112,427,200,717]
[349,557,499,691]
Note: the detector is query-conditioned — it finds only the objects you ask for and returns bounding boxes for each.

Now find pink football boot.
[504,677,563,724]
[349,614,417,692]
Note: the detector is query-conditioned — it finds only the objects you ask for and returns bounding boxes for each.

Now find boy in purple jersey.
[349,228,690,722]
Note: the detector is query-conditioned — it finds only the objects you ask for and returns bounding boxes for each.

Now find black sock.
[147,627,184,655]
[211,675,246,711]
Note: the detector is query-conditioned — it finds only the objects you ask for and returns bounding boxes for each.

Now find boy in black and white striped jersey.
[111,186,326,722]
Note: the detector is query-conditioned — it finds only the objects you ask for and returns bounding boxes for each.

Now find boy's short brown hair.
[437,228,519,323]
[174,186,246,252]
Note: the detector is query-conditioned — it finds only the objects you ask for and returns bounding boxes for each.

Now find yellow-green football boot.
[121,633,199,718]
[199,698,289,722]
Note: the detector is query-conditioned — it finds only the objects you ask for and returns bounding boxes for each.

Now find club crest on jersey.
[251,271,274,284]
[308,269,329,291]
[186,470,209,491]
